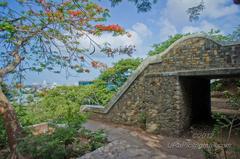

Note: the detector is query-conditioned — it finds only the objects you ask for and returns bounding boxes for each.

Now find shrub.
[16,127,107,159]
[211,80,224,92]
[17,127,77,159]
[28,86,89,127]
[148,34,187,56]
[203,90,240,159]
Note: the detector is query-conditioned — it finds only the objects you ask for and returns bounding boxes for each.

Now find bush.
[16,127,107,159]
[79,128,107,151]
[17,127,76,159]
[203,90,240,159]
[0,84,112,149]
[0,105,37,150]
[148,34,187,56]
[97,58,142,89]
[211,80,223,91]
[32,84,114,126]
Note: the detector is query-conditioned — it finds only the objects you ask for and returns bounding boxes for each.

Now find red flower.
[91,61,106,68]
[68,10,82,16]
[91,61,98,68]
[95,24,124,32]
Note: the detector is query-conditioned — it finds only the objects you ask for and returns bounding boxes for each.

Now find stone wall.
[84,35,240,135]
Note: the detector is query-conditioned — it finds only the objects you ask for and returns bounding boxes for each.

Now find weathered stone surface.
[83,34,240,136]
[79,120,201,159]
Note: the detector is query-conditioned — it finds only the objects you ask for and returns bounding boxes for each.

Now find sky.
[16,0,240,85]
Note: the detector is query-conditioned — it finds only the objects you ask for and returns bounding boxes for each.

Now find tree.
[97,58,142,88]
[230,25,240,41]
[186,0,205,22]
[148,34,188,56]
[0,0,135,157]
[147,28,240,57]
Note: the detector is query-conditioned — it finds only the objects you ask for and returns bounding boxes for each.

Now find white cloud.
[162,0,199,27]
[161,0,239,27]
[78,30,141,51]
[132,22,152,37]
[202,0,239,18]
[158,19,177,41]
[181,20,219,34]
[155,0,238,41]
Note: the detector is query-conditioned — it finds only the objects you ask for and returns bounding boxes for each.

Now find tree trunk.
[0,89,22,155]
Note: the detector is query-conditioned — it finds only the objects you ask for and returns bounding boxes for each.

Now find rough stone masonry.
[83,34,240,136]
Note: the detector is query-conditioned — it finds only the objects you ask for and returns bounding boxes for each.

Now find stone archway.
[84,34,240,136]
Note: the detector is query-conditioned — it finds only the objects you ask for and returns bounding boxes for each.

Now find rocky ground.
[79,120,205,159]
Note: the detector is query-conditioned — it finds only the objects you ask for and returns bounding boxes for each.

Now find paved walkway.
[79,120,205,159]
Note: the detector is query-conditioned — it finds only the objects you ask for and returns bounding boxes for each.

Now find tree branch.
[0,23,49,78]
[0,46,21,78]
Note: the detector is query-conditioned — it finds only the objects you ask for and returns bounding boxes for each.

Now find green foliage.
[0,57,142,149]
[28,58,142,126]
[0,87,108,152]
[230,25,240,41]
[147,28,240,57]
[29,83,115,126]
[17,127,107,159]
[13,103,39,127]
[0,103,40,149]
[17,127,75,159]
[203,89,240,158]
[205,29,232,42]
[79,128,107,151]
[98,58,142,89]
[1,103,35,149]
[226,91,240,110]
[30,86,89,127]
[138,112,147,129]
[0,22,15,33]
[148,34,188,56]
[1,58,141,152]
[89,81,115,105]
[211,80,224,92]
[0,0,134,81]
[0,1,8,7]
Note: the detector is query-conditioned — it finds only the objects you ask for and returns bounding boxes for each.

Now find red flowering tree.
[0,0,135,157]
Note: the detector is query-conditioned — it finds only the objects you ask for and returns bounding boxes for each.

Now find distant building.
[78,81,94,86]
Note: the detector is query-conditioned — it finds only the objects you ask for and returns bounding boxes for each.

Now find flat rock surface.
[79,120,205,159]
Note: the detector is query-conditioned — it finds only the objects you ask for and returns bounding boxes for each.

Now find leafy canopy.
[148,34,187,56]
[0,0,135,80]
[148,28,240,56]
[97,58,142,89]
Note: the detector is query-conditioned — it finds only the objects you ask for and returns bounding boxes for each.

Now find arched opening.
[179,71,240,131]
[179,77,211,127]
